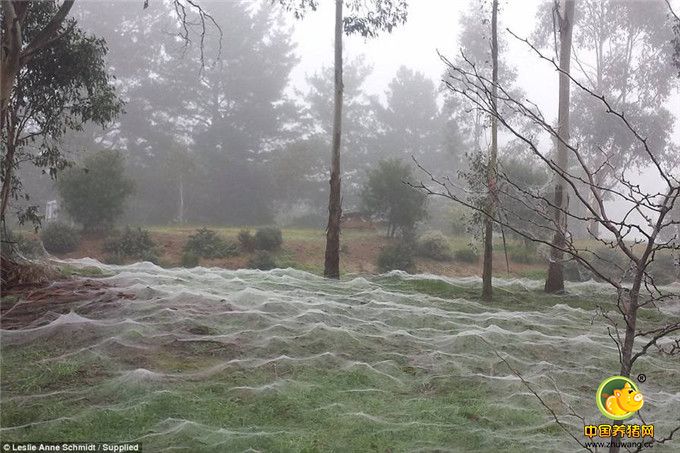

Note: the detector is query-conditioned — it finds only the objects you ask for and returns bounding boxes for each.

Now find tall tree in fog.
[75,0,297,225]
[375,67,444,168]
[302,57,376,198]
[544,0,575,294]
[481,0,499,301]
[534,0,678,238]
[278,0,408,279]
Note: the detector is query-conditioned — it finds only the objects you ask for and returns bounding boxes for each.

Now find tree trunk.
[545,0,575,293]
[177,173,185,224]
[323,0,343,279]
[608,281,641,453]
[482,0,499,302]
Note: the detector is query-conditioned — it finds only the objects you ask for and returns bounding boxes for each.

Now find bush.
[103,227,158,262]
[57,150,134,232]
[40,222,80,254]
[377,242,416,273]
[454,247,479,264]
[647,254,679,285]
[181,251,200,268]
[361,159,427,237]
[248,251,277,270]
[509,247,543,264]
[238,230,256,252]
[449,205,471,236]
[416,231,452,261]
[254,227,283,251]
[184,228,237,259]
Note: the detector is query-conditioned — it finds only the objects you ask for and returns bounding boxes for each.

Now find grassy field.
[2,267,678,452]
[46,226,547,278]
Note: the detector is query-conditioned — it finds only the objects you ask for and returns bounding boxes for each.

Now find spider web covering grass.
[1,261,679,452]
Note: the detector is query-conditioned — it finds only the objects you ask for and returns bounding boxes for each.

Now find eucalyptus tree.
[0,1,121,229]
[277,0,408,279]
[0,0,219,230]
[534,0,679,239]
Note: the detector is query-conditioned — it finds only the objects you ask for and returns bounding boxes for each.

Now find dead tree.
[412,29,680,452]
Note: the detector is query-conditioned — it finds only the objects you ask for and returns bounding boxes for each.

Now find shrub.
[416,231,452,261]
[104,227,157,261]
[254,227,283,251]
[509,247,543,264]
[454,247,479,264]
[238,230,256,252]
[181,251,200,268]
[647,254,679,285]
[361,159,427,237]
[184,228,237,259]
[40,222,80,254]
[377,242,416,273]
[248,251,277,270]
[57,150,134,232]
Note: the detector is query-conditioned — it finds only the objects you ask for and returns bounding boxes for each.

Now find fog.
[3,1,680,451]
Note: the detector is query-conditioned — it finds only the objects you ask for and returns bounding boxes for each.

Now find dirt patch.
[1,279,135,330]
[44,228,545,278]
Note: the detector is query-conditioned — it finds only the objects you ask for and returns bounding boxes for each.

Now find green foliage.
[449,205,471,235]
[181,251,200,268]
[238,230,256,253]
[361,159,427,237]
[508,247,544,265]
[646,254,679,285]
[40,223,80,254]
[254,227,283,251]
[0,231,44,259]
[103,227,158,263]
[454,247,479,264]
[416,231,452,261]
[183,228,238,259]
[3,2,122,227]
[57,150,134,232]
[377,242,416,273]
[248,251,277,270]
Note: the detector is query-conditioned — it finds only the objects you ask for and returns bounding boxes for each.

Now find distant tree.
[0,1,122,228]
[1,0,220,230]
[361,159,427,238]
[73,0,297,225]
[57,150,133,232]
[375,66,444,167]
[534,0,679,238]
[542,0,575,294]
[277,0,408,278]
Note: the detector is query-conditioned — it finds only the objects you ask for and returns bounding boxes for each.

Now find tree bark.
[545,0,575,293]
[324,0,343,279]
[482,0,499,302]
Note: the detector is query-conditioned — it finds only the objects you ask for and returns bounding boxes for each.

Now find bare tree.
[412,18,680,451]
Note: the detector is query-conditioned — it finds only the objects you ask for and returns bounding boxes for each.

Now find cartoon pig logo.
[596,376,644,420]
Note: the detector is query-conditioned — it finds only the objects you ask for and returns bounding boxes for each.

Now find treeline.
[18,0,462,227]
